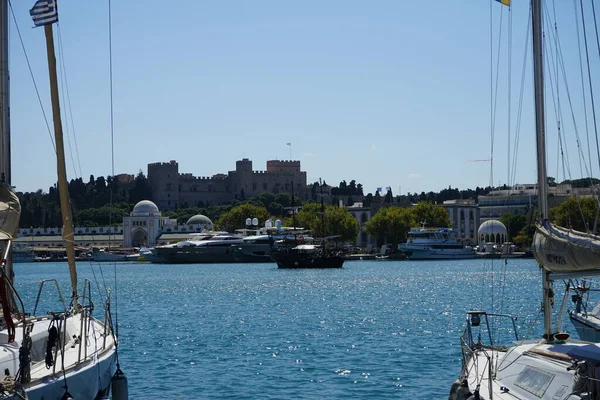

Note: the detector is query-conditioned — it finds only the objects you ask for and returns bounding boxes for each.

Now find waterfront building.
[16,200,214,249]
[346,202,376,251]
[122,200,177,247]
[148,158,308,211]
[477,183,573,224]
[442,199,480,242]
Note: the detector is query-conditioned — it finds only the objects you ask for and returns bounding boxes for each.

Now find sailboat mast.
[532,0,548,220]
[531,0,553,339]
[0,0,9,186]
[0,0,13,287]
[43,24,78,299]
[319,178,325,240]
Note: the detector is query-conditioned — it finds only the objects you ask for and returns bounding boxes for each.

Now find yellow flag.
[495,0,510,6]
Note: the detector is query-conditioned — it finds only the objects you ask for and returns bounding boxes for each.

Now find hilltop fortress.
[148,158,308,210]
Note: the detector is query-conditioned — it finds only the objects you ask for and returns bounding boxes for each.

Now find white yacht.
[150,232,244,264]
[398,227,475,260]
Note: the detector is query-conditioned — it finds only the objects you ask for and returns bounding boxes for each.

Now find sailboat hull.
[533,222,600,273]
[456,344,579,400]
[570,311,600,343]
[0,313,116,400]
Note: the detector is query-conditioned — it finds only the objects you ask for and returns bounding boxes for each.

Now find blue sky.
[7,0,598,196]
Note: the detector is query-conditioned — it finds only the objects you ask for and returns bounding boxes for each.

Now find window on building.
[166,183,171,190]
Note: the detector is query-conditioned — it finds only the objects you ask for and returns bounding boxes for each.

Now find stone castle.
[148,158,308,210]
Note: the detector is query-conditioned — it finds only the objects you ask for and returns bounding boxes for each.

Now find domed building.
[123,200,177,247]
[131,200,160,216]
[478,219,507,245]
[186,214,213,232]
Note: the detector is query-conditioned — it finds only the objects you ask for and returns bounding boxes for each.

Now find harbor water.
[15,258,554,399]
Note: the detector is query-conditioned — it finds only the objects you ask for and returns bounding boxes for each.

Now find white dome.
[478,220,507,236]
[132,200,159,216]
[186,214,213,226]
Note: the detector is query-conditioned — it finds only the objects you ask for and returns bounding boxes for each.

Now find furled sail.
[533,221,600,272]
[0,184,20,241]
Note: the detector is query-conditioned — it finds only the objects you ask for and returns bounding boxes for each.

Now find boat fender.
[466,391,482,400]
[111,368,129,400]
[60,391,74,400]
[572,361,588,394]
[448,379,461,400]
[455,379,472,400]
[45,326,58,368]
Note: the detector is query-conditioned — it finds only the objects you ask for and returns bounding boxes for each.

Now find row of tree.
[16,173,599,244]
[212,200,453,249]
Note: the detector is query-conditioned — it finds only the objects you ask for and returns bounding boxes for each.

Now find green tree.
[319,205,359,242]
[215,204,270,232]
[129,170,152,204]
[365,206,416,248]
[499,213,527,241]
[285,203,359,242]
[549,196,599,232]
[409,201,451,228]
[512,224,536,249]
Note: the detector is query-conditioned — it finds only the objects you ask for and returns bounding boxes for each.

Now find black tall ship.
[270,180,345,269]
[271,238,345,269]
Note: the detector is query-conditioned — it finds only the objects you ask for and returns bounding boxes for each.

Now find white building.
[443,199,480,242]
[17,200,214,248]
[122,200,178,247]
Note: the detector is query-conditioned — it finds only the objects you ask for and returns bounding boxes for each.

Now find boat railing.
[33,279,68,316]
[78,279,96,362]
[462,311,519,350]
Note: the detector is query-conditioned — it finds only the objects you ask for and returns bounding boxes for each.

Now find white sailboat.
[0,1,127,398]
[450,0,600,399]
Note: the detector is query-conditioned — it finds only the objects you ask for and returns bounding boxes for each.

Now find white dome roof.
[478,220,507,235]
[186,214,213,226]
[132,200,159,216]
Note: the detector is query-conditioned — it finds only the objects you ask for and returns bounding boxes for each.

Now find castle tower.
[235,158,253,199]
[148,160,180,210]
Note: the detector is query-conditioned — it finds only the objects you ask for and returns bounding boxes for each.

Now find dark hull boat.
[271,244,344,269]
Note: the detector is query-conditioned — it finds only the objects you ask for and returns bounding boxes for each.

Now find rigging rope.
[7,1,54,151]
[107,0,121,370]
[578,0,600,187]
[0,275,14,343]
[56,25,83,180]
[573,0,594,179]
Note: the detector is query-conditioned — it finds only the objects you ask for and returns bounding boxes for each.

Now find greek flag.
[30,0,58,27]
[386,186,391,191]
[376,187,382,193]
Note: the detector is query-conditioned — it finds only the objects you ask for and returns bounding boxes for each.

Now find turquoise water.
[14,259,552,399]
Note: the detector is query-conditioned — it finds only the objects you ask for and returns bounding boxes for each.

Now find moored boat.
[271,242,345,269]
[0,2,127,398]
[398,227,475,260]
[150,232,243,263]
[450,0,600,398]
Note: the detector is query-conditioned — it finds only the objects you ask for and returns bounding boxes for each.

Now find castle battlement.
[148,160,178,168]
[149,158,307,210]
[268,160,300,164]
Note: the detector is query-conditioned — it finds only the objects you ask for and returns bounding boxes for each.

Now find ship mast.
[0,0,9,187]
[531,0,552,339]
[42,22,78,300]
[0,0,13,286]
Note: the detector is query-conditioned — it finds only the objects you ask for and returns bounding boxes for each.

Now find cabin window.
[514,366,554,397]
